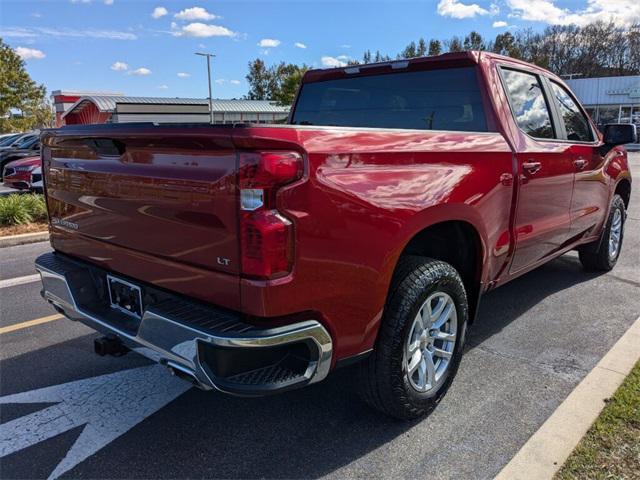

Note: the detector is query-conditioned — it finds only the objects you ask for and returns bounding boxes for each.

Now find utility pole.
[195,52,215,124]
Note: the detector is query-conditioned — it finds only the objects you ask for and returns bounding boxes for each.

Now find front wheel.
[357,256,468,420]
[579,194,626,272]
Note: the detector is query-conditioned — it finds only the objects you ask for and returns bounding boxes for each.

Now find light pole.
[195,52,215,124]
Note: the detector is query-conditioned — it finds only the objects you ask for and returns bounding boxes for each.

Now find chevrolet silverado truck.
[36,52,636,419]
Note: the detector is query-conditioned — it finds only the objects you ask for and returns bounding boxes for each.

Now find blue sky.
[1,0,638,99]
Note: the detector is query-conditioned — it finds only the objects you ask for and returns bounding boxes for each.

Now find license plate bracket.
[107,274,143,319]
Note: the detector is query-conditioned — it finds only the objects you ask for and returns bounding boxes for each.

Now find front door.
[500,68,576,273]
[546,80,607,240]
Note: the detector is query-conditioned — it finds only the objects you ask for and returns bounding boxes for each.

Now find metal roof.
[63,96,289,118]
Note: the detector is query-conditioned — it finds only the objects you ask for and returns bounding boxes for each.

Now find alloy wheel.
[404,292,457,393]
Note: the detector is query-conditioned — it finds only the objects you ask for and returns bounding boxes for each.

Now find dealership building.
[566,75,640,143]
[51,91,290,127]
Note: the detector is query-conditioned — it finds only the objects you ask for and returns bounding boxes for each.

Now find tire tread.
[358,256,468,420]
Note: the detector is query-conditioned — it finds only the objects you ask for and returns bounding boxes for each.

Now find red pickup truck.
[36,52,635,419]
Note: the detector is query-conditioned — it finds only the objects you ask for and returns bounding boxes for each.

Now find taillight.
[239,151,303,279]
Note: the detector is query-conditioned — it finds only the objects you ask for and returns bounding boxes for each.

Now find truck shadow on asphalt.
[468,253,602,347]
[0,254,605,479]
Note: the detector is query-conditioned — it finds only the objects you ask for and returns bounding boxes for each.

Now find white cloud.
[174,7,217,21]
[157,84,169,89]
[493,20,508,27]
[151,6,168,19]
[0,26,136,40]
[340,44,351,49]
[230,79,241,85]
[104,0,114,5]
[258,38,280,48]
[31,12,42,18]
[506,0,640,26]
[215,78,225,85]
[110,61,128,71]
[294,42,307,49]
[177,72,190,78]
[130,67,151,76]
[15,46,46,60]
[174,22,235,37]
[437,0,490,18]
[321,55,347,67]
[70,0,91,3]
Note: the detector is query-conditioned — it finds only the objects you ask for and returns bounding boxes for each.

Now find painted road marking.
[0,314,63,335]
[0,364,192,480]
[0,273,40,290]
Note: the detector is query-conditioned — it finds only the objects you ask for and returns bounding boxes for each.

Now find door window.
[501,69,554,139]
[549,82,593,142]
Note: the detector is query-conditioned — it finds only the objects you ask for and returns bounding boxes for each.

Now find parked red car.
[2,156,41,190]
[36,52,635,419]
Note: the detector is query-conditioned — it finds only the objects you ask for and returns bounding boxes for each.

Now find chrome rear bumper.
[35,252,332,395]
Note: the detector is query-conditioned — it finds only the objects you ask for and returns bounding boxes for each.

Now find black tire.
[358,256,468,420]
[579,194,626,272]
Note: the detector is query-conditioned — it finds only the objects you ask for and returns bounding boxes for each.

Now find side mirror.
[603,124,637,146]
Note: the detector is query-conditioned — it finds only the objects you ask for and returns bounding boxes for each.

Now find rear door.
[500,67,576,273]
[545,80,607,240]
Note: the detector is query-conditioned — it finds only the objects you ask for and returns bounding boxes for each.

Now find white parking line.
[0,273,40,289]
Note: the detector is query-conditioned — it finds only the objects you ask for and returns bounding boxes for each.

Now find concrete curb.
[495,315,640,480]
[0,231,49,248]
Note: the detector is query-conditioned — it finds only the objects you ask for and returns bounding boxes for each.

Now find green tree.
[417,38,427,56]
[0,38,53,132]
[245,58,276,100]
[245,59,308,105]
[463,31,485,51]
[492,32,521,58]
[446,36,463,52]
[428,39,442,56]
[272,63,309,106]
[374,50,391,62]
[400,41,417,59]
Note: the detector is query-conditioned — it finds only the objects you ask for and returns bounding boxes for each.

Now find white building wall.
[567,76,640,140]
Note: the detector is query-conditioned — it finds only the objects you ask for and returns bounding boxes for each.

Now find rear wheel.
[579,194,626,272]
[358,256,468,420]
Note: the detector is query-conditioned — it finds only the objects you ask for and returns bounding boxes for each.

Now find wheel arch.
[614,177,631,209]
[390,213,487,324]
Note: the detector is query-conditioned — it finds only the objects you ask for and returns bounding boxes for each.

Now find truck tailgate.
[42,125,241,309]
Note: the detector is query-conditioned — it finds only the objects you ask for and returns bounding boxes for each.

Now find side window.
[550,82,594,142]
[501,69,554,139]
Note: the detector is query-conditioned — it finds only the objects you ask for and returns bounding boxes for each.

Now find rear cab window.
[291,67,488,132]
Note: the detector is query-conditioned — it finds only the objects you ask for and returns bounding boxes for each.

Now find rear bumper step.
[35,252,332,396]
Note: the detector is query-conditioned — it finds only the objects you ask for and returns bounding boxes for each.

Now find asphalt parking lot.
[1,154,639,480]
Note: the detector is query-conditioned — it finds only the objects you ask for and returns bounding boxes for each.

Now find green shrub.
[19,194,48,222]
[0,194,48,226]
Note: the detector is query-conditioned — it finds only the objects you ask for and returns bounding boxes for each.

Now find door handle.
[574,157,588,170]
[522,161,542,175]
